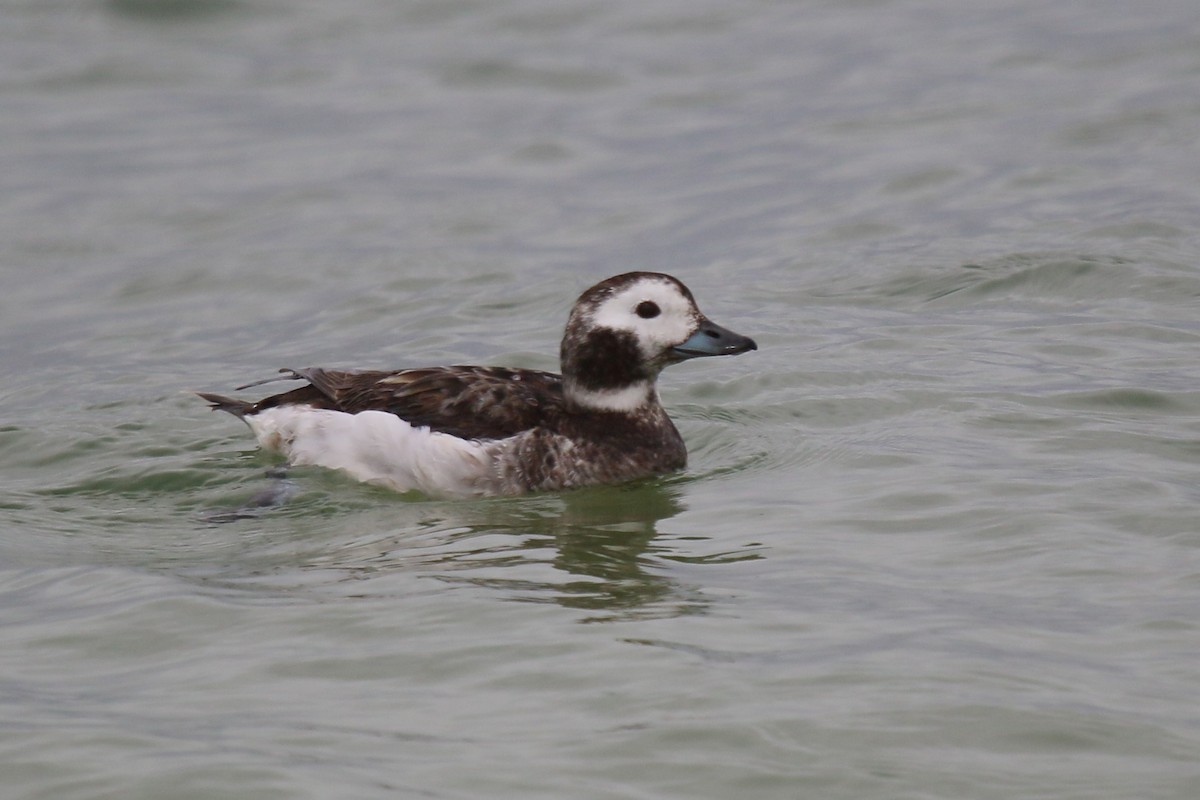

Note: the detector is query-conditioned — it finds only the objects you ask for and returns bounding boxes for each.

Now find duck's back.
[253,366,565,441]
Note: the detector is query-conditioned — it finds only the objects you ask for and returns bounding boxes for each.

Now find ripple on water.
[817,252,1200,311]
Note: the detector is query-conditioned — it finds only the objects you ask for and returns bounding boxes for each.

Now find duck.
[198,271,756,498]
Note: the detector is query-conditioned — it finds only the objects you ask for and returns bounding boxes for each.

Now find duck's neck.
[563,379,657,414]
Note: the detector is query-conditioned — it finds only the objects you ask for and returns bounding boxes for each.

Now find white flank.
[247,407,494,498]
[566,381,653,413]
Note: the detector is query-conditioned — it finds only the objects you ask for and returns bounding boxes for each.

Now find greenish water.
[3,1,1200,798]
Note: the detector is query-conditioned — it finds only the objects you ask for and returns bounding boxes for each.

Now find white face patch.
[587,277,700,361]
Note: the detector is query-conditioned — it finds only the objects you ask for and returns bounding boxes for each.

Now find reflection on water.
[191,472,764,621]
[27,427,761,623]
[332,482,742,622]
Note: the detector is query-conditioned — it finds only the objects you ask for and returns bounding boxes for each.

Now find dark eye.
[635,300,660,319]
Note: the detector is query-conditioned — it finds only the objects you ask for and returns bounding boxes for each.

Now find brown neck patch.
[562,328,647,391]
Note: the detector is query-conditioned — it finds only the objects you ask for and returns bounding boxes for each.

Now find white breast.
[247,407,495,498]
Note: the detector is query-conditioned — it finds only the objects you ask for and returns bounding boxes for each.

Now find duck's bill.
[672,318,758,359]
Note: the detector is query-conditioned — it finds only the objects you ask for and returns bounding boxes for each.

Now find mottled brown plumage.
[244,366,565,440]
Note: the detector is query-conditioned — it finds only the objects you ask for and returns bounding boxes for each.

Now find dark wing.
[250,366,564,440]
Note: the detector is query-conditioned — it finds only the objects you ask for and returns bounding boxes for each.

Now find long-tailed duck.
[198,271,756,498]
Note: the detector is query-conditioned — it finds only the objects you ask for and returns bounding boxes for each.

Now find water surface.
[2,1,1199,798]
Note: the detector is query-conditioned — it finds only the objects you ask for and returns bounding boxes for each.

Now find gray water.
[3,1,1200,797]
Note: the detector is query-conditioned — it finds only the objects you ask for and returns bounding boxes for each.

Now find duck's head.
[560,271,757,412]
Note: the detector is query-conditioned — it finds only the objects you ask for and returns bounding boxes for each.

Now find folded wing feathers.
[207,365,565,442]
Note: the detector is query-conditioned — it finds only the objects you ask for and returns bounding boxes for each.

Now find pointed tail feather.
[196,391,255,419]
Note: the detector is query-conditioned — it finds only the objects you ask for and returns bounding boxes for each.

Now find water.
[3,0,1200,797]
